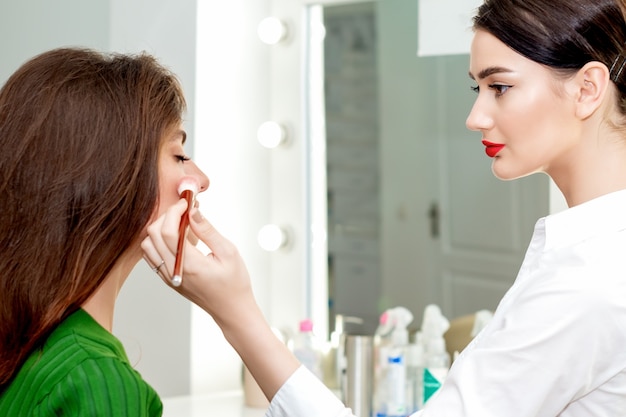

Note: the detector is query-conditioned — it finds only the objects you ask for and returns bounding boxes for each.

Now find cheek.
[497,109,569,180]
[503,90,562,148]
[154,178,181,218]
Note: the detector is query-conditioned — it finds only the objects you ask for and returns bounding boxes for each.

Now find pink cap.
[299,319,314,332]
[177,176,200,196]
[379,311,389,325]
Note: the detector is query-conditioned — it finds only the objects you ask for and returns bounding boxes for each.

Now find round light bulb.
[257,121,286,148]
[258,17,288,45]
[257,224,288,252]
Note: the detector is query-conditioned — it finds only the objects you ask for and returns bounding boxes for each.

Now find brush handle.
[172,189,194,287]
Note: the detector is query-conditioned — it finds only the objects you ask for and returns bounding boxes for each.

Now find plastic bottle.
[385,349,407,417]
[381,307,414,417]
[373,310,394,416]
[374,311,394,367]
[292,319,323,380]
[423,336,450,404]
[419,305,450,405]
[406,336,425,413]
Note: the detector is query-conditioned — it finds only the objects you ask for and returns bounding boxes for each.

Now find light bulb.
[257,224,289,252]
[258,17,288,45]
[257,121,286,148]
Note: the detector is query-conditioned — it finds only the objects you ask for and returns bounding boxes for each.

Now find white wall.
[0,1,109,81]
[190,0,274,395]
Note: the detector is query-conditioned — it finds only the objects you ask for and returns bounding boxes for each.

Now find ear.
[572,61,611,119]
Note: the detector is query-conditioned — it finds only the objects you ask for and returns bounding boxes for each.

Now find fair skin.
[142,197,300,400]
[467,29,626,207]
[142,29,626,403]
[82,124,209,331]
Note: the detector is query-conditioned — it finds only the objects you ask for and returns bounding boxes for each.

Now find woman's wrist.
[214,297,300,400]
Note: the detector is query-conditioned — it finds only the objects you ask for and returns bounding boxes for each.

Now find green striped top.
[0,309,162,416]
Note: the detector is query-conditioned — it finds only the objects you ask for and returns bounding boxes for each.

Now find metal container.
[344,335,374,417]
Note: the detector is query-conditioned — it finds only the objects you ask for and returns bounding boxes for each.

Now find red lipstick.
[482,139,505,158]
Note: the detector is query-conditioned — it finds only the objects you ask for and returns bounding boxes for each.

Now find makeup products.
[172,177,200,287]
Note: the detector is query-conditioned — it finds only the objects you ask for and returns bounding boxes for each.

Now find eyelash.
[470,84,512,97]
[175,154,191,162]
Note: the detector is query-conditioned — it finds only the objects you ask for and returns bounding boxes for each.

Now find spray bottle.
[373,310,394,416]
[381,307,413,417]
[471,309,494,339]
[420,305,450,405]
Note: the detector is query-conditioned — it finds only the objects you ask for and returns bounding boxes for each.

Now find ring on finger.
[153,260,165,272]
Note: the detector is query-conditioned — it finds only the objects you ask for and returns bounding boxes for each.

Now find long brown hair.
[0,48,186,388]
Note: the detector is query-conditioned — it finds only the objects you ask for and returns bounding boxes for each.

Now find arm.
[422,266,626,417]
[143,200,299,400]
[143,201,356,416]
[181,206,301,400]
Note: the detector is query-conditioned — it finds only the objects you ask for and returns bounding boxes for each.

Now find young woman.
[144,0,626,415]
[0,48,209,416]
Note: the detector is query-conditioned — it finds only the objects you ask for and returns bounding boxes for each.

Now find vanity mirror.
[271,0,549,337]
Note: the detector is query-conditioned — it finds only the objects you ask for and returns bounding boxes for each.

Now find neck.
[549,124,626,207]
[81,249,140,332]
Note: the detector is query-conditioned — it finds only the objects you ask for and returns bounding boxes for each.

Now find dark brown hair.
[473,0,626,113]
[0,48,186,388]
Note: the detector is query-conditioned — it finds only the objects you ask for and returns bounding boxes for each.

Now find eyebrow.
[170,129,187,144]
[469,66,514,80]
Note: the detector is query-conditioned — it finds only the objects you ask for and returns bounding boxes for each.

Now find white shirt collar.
[543,189,626,251]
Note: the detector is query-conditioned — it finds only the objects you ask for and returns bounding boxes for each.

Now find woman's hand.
[141,199,255,329]
[141,199,300,400]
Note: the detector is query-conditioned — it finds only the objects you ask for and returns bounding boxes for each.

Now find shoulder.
[39,310,163,416]
[1,310,162,416]
[504,248,626,361]
[33,356,162,416]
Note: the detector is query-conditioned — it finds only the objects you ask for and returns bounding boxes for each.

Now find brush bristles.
[177,177,200,197]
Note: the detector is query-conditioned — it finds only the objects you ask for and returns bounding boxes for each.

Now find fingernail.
[191,208,204,223]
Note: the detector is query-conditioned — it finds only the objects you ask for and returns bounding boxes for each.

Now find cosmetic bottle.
[420,305,450,405]
[377,307,414,417]
[373,310,394,416]
[323,314,364,393]
[292,319,324,380]
[423,335,450,404]
[406,336,425,413]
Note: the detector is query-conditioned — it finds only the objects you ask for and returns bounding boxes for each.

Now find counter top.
[162,391,267,417]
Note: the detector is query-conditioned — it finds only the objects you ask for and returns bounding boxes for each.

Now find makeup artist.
[0,48,208,415]
[144,0,626,415]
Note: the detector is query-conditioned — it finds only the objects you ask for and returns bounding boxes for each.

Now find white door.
[419,55,549,320]
[268,0,549,336]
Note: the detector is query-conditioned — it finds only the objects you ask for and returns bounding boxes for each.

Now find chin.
[491,163,540,181]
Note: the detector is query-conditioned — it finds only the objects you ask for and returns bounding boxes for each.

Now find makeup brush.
[172,176,200,287]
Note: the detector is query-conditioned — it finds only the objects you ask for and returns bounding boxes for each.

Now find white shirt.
[266,189,626,417]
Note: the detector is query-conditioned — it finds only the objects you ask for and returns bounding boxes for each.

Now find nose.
[465,97,492,132]
[186,160,210,193]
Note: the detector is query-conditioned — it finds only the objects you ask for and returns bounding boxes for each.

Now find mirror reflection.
[306,0,550,336]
